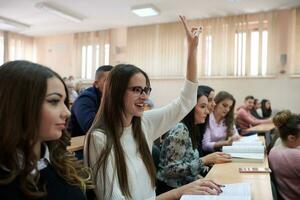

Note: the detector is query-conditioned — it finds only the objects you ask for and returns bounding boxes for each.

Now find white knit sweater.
[85,80,198,200]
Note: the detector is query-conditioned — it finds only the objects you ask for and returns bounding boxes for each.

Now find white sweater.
[85,80,198,200]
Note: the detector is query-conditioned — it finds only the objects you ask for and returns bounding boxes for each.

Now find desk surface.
[67,135,85,152]
[206,137,273,200]
[246,123,275,133]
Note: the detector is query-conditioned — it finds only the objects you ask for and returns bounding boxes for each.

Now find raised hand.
[179,15,201,83]
[179,15,202,51]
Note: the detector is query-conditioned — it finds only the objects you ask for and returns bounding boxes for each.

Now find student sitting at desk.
[236,95,272,135]
[84,16,222,200]
[202,91,240,153]
[269,110,300,200]
[0,61,92,200]
[157,88,232,194]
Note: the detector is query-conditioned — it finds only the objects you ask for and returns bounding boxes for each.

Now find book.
[222,145,264,153]
[222,135,265,163]
[180,182,251,200]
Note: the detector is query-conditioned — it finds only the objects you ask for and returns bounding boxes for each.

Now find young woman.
[198,85,215,113]
[196,85,215,155]
[269,110,300,200]
[261,99,272,119]
[157,88,231,193]
[84,16,222,200]
[0,61,91,200]
[250,99,263,119]
[202,91,240,153]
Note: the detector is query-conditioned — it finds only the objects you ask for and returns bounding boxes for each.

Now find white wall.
[150,76,300,113]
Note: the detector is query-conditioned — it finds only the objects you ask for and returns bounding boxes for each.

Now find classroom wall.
[33,9,300,114]
[150,76,300,113]
[34,34,75,77]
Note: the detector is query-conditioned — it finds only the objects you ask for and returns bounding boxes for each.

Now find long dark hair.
[181,88,207,150]
[261,99,272,118]
[197,86,214,155]
[213,91,236,137]
[0,60,91,198]
[89,64,156,198]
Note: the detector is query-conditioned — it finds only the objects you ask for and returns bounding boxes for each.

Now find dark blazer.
[68,86,101,137]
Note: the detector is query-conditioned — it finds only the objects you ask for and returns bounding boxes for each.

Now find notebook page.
[180,183,251,200]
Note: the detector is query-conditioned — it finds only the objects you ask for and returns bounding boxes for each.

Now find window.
[81,44,110,79]
[0,35,4,65]
[234,30,268,76]
[250,31,259,76]
[204,35,212,76]
[261,31,268,75]
[234,32,246,76]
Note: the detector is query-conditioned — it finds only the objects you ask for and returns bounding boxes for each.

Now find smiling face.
[194,95,209,124]
[245,98,254,110]
[207,91,216,113]
[123,73,149,124]
[214,98,234,119]
[39,77,70,142]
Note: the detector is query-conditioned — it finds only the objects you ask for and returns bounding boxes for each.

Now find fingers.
[179,15,189,34]
[216,152,232,158]
[199,180,222,193]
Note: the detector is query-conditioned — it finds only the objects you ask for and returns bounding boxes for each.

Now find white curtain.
[73,30,110,79]
[127,10,281,78]
[290,7,300,75]
[4,31,34,62]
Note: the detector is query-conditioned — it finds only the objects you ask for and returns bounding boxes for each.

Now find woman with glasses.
[84,16,222,200]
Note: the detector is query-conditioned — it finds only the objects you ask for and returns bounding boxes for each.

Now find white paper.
[180,183,251,200]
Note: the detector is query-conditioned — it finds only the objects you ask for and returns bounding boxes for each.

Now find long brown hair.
[0,60,92,198]
[214,91,236,137]
[88,64,156,198]
[273,110,300,141]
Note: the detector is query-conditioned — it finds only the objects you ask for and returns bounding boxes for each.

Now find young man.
[236,95,271,135]
[67,65,113,137]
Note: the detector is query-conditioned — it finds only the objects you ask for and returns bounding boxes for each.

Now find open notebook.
[180,182,251,200]
[222,135,265,163]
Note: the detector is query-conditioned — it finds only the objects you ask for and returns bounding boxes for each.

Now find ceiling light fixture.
[131,5,160,17]
[0,16,30,29]
[35,2,83,23]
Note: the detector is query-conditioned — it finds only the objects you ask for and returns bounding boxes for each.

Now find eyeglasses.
[128,86,152,95]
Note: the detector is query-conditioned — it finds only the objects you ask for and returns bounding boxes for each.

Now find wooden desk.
[246,123,275,133]
[206,137,273,200]
[67,135,85,152]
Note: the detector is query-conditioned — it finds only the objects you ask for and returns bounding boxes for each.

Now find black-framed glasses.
[128,86,152,95]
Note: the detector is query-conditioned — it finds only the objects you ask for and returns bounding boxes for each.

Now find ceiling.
[0,0,299,37]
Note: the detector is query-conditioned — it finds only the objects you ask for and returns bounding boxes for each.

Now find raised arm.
[143,16,201,142]
[180,15,201,83]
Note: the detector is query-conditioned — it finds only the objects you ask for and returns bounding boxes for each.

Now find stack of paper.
[222,134,265,163]
[180,182,251,200]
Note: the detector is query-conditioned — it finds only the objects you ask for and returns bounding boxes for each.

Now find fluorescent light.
[131,5,160,17]
[35,2,83,23]
[0,16,30,29]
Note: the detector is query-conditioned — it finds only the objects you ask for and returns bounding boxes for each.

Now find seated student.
[0,61,91,200]
[236,95,272,135]
[250,99,263,119]
[68,65,113,137]
[84,16,222,200]
[198,85,216,113]
[261,99,272,119]
[157,88,232,193]
[196,85,215,155]
[65,79,79,104]
[269,110,300,200]
[202,91,240,153]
